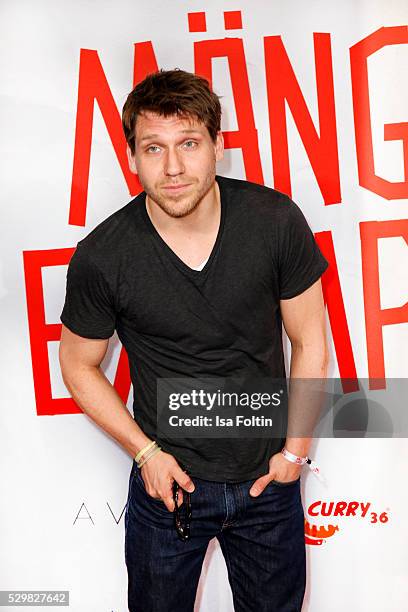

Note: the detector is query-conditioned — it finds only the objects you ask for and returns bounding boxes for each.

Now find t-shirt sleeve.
[277,198,329,300]
[60,245,116,339]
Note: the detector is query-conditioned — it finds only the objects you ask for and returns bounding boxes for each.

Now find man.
[59,69,329,611]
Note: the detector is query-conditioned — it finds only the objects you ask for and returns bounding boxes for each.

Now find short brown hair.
[122,69,222,154]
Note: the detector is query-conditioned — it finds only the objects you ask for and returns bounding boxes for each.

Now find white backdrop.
[1,1,408,610]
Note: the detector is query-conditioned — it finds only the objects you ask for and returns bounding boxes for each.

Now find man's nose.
[164,147,184,176]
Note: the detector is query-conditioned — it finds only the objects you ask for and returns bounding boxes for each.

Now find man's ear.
[126,143,137,174]
[215,131,224,162]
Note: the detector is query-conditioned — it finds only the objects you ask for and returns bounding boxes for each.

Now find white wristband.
[281,447,323,480]
[281,448,308,465]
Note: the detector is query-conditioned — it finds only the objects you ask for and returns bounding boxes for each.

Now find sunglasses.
[172,480,192,542]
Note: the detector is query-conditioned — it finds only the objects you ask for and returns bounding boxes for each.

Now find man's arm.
[280,277,329,457]
[249,278,328,495]
[59,324,149,456]
[59,324,194,510]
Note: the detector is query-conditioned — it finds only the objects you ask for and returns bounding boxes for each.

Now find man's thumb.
[249,475,272,497]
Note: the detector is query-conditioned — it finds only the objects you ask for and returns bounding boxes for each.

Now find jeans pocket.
[270,476,300,487]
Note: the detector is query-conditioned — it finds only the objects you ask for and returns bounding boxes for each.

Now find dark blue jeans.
[124,462,306,612]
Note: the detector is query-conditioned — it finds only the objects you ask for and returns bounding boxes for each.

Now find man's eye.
[146,145,161,153]
[183,140,198,149]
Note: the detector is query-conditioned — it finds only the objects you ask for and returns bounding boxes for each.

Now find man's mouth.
[162,183,192,192]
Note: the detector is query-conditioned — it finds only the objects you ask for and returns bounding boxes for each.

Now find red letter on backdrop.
[360,220,408,387]
[194,38,264,185]
[350,26,408,200]
[133,40,159,86]
[315,231,358,391]
[69,49,141,227]
[23,249,131,416]
[264,33,341,205]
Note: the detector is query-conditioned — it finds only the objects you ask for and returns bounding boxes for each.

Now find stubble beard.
[144,168,216,219]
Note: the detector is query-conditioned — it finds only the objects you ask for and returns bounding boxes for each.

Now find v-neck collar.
[141,175,227,279]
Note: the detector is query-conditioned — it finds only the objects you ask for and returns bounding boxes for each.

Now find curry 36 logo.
[304,500,390,545]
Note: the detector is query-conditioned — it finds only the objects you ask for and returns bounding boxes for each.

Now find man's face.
[126,111,224,218]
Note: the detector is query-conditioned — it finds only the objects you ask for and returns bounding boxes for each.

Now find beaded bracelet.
[138,444,162,468]
[135,440,156,464]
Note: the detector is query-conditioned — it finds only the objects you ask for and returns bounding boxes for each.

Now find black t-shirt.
[60,175,328,482]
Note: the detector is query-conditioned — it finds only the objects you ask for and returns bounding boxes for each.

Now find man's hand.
[249,451,301,497]
[140,450,195,511]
